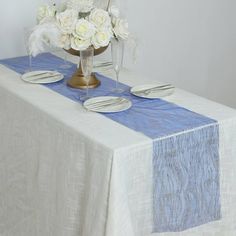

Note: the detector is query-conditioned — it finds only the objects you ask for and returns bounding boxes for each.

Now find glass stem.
[29,54,32,71]
[115,71,119,90]
[86,78,89,97]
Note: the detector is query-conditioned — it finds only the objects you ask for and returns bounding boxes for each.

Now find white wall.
[0,0,236,108]
[124,0,236,108]
[0,0,60,58]
[0,1,40,58]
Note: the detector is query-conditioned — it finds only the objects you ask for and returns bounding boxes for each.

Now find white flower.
[73,19,96,40]
[89,8,111,28]
[71,36,91,50]
[67,0,94,13]
[37,4,56,23]
[109,5,120,18]
[58,34,71,49]
[92,29,112,49]
[113,19,129,40]
[56,9,78,34]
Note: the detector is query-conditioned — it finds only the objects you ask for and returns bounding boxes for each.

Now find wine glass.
[111,38,125,93]
[23,27,33,73]
[80,47,94,101]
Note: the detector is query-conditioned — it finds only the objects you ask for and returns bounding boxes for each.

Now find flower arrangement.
[29,0,129,56]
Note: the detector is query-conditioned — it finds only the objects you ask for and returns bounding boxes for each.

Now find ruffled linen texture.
[153,125,220,232]
[0,54,232,236]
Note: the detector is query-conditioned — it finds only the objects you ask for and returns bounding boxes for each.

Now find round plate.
[131,83,175,99]
[21,70,64,84]
[84,96,132,113]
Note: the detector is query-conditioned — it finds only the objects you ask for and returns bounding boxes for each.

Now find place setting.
[84,96,132,113]
[130,83,175,99]
[21,70,64,84]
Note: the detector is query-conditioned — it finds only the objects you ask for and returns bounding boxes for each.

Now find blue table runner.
[0,53,221,232]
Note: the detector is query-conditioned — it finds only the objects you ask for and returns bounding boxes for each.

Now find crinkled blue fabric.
[0,53,221,232]
[153,125,220,232]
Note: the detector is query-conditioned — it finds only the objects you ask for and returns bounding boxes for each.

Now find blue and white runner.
[0,53,221,232]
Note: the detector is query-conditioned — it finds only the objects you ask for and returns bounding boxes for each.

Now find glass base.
[24,68,33,73]
[111,87,125,93]
[80,94,91,102]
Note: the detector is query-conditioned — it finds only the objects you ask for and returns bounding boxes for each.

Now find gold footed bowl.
[66,46,108,89]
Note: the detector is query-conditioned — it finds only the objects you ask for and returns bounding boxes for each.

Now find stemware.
[23,27,33,72]
[111,38,125,93]
[80,47,94,101]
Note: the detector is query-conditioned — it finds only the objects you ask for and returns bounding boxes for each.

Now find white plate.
[130,82,175,99]
[84,96,132,113]
[21,70,64,84]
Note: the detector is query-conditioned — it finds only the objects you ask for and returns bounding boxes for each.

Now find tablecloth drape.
[0,53,221,233]
[0,54,236,236]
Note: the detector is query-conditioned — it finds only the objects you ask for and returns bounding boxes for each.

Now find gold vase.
[66,46,108,89]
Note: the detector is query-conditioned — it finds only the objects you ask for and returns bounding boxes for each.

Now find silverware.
[87,98,127,109]
[94,62,112,68]
[96,61,112,64]
[87,97,123,107]
[29,71,55,77]
[135,84,172,93]
[87,98,125,108]
[91,100,128,110]
[29,73,61,81]
[135,85,174,95]
[95,62,112,66]
[135,87,175,96]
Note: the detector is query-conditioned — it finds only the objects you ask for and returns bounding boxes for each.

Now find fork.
[92,100,128,110]
[86,97,123,107]
[87,98,126,109]
[135,85,174,95]
[29,71,55,77]
[135,84,172,93]
[30,73,61,81]
[94,62,112,68]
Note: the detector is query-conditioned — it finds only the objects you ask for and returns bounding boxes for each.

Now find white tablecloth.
[0,58,236,236]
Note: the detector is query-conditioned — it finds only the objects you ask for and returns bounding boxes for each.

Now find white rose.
[37,5,56,23]
[89,8,111,28]
[73,19,96,40]
[58,34,71,50]
[91,29,112,49]
[71,36,91,50]
[109,5,120,18]
[56,9,78,34]
[113,19,129,40]
[67,0,94,13]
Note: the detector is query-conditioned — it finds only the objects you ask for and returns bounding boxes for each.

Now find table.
[0,54,236,236]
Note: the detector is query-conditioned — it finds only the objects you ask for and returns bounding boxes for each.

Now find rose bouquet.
[29,0,129,56]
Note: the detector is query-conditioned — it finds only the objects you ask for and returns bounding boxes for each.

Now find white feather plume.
[29,19,63,57]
